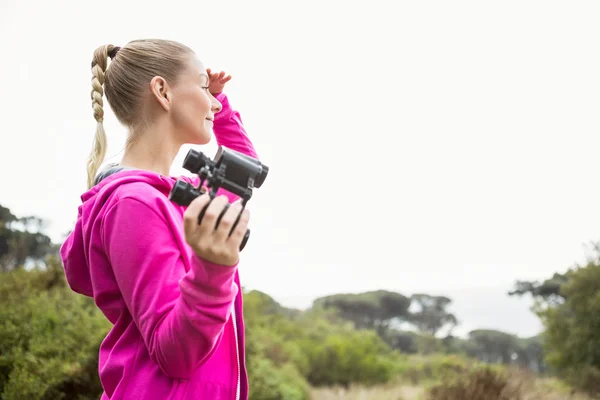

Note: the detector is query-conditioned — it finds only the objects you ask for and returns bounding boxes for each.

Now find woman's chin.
[187,131,212,145]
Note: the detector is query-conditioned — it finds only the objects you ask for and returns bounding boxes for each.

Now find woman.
[60,39,258,399]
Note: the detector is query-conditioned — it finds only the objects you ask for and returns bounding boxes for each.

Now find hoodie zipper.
[231,304,240,400]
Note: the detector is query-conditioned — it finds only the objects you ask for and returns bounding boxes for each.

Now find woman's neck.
[120,121,181,176]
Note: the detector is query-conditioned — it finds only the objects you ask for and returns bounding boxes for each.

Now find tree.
[409,294,458,336]
[508,273,568,305]
[537,262,600,395]
[0,204,17,227]
[511,242,600,396]
[515,336,546,373]
[467,329,520,365]
[381,329,418,354]
[0,204,55,271]
[312,290,411,336]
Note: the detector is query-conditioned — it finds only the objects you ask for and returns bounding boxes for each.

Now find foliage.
[0,203,56,271]
[247,358,310,400]
[303,330,395,387]
[467,329,520,364]
[536,261,600,397]
[243,290,397,395]
[0,256,111,400]
[509,273,569,305]
[409,294,458,337]
[393,353,470,385]
[381,329,419,354]
[312,290,411,335]
[511,242,600,397]
[425,366,523,400]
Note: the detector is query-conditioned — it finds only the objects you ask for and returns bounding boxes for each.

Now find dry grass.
[310,368,595,400]
[311,383,423,400]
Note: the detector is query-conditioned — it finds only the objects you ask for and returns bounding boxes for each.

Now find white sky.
[2,0,600,338]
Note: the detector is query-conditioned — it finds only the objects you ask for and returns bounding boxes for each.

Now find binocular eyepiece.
[169,146,268,251]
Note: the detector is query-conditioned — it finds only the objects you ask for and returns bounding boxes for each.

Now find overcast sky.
[2,0,600,338]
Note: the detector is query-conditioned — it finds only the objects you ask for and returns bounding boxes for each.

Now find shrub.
[305,330,394,388]
[248,358,310,400]
[0,258,111,399]
[394,353,470,385]
[566,365,600,398]
[425,366,523,400]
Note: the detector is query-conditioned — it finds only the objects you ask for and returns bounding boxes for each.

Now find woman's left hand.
[206,68,232,95]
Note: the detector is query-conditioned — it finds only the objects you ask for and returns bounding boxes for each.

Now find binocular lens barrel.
[255,165,268,188]
[169,180,200,206]
[182,150,210,174]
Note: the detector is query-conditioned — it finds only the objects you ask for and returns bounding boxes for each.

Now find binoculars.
[169,146,269,251]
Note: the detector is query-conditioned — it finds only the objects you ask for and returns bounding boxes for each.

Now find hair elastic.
[108,46,121,60]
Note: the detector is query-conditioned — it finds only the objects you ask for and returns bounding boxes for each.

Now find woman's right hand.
[183,194,250,267]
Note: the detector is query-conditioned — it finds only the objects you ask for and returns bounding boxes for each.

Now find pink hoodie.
[60,93,257,400]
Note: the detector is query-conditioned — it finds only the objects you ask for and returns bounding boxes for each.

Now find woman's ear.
[150,76,171,112]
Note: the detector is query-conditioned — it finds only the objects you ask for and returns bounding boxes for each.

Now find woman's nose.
[211,96,222,113]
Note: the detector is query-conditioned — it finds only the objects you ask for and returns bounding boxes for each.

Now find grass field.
[310,370,593,400]
[312,383,423,400]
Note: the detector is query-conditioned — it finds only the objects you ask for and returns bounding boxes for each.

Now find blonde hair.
[87,39,194,188]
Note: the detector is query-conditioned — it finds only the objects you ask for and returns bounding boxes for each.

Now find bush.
[305,330,394,388]
[0,257,111,399]
[243,290,398,390]
[565,365,600,398]
[247,358,310,400]
[425,366,523,400]
[395,354,470,385]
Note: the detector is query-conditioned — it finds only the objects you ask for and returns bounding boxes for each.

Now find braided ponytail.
[87,44,119,189]
[84,39,193,188]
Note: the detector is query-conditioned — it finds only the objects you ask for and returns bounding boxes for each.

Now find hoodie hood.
[60,169,184,297]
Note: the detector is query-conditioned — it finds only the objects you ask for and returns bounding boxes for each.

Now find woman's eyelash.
[202,86,210,90]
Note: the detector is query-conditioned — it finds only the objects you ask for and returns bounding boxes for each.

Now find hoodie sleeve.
[213,92,258,160]
[102,195,238,380]
[212,92,260,204]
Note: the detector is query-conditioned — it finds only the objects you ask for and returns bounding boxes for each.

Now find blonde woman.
[61,39,258,399]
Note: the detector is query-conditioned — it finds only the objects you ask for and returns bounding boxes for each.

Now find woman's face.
[169,55,222,145]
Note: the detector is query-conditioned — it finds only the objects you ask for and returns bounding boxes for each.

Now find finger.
[228,209,250,247]
[183,193,211,235]
[197,195,229,236]
[227,201,244,236]
[213,202,243,243]
[222,75,232,83]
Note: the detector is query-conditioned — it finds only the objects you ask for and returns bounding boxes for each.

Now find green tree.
[511,242,600,396]
[515,336,545,373]
[409,294,458,336]
[381,329,419,353]
[509,273,568,305]
[0,204,56,271]
[312,290,411,336]
[467,330,519,365]
[0,256,111,399]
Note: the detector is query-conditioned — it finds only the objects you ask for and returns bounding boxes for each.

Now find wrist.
[213,93,232,121]
[191,248,239,269]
